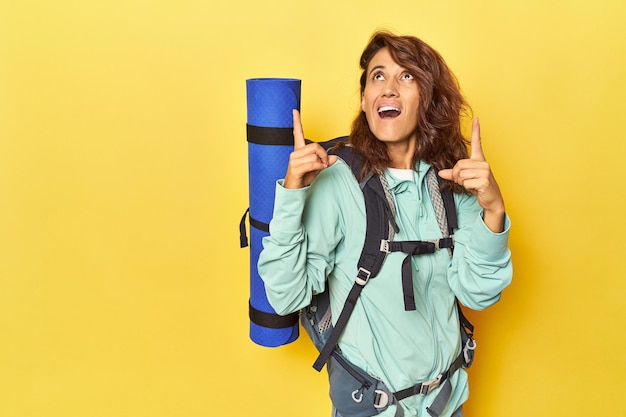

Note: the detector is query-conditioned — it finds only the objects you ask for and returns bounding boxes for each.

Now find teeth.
[378,106,400,113]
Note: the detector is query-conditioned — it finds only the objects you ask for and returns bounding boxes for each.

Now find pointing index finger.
[470,117,485,161]
[292,109,306,149]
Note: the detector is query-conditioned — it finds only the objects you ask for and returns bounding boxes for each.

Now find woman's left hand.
[438,118,505,233]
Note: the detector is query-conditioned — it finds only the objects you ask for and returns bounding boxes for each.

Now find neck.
[386,140,416,169]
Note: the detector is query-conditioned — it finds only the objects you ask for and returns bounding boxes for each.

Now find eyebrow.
[368,65,385,75]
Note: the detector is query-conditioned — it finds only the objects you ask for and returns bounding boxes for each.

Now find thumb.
[328,155,339,166]
[438,168,453,180]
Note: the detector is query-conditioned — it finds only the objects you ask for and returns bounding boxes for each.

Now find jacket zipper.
[419,175,440,377]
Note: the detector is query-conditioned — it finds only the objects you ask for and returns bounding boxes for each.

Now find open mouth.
[378,105,401,118]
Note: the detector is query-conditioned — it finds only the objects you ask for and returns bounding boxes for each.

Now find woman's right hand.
[283,110,338,189]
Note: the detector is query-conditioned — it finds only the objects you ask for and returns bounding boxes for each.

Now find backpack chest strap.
[380,237,454,311]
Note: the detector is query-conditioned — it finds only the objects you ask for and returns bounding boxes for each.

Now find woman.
[258,31,512,417]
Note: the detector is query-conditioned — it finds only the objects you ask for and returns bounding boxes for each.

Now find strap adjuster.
[355,268,371,286]
[373,389,390,409]
[425,237,454,250]
[427,239,443,250]
[380,239,390,253]
[419,374,443,395]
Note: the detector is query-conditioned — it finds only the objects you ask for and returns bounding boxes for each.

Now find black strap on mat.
[248,301,299,329]
[239,208,270,248]
[246,124,293,146]
[239,209,250,248]
[241,208,298,330]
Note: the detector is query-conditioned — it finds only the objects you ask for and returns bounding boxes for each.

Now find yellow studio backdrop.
[0,0,624,416]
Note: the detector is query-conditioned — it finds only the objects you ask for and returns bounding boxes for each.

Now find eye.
[372,71,385,81]
[401,72,414,81]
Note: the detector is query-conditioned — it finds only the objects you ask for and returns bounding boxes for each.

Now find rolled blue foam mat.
[246,78,301,347]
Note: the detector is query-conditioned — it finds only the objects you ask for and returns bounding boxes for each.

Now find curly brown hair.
[349,31,471,191]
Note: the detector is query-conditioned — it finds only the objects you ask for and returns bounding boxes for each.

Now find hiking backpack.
[300,138,477,417]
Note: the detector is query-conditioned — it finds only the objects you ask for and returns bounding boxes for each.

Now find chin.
[373,132,410,143]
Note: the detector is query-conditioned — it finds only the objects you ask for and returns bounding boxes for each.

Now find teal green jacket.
[258,158,512,417]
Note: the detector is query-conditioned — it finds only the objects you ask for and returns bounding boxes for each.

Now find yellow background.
[1,0,625,416]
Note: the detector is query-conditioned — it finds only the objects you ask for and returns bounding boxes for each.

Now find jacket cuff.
[468,211,511,260]
[269,179,309,233]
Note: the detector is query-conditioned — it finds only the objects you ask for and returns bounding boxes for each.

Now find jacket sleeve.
[447,193,513,310]
[257,167,345,316]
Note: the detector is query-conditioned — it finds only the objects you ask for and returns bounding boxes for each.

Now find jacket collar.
[384,160,431,194]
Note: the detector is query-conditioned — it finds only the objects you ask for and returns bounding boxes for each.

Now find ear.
[361,93,365,112]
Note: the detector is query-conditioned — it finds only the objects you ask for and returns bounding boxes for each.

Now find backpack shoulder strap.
[436,173,458,234]
[425,168,456,258]
[312,138,395,371]
[427,169,477,373]
[320,137,369,188]
[322,137,397,273]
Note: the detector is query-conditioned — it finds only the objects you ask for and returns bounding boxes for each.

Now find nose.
[382,78,399,97]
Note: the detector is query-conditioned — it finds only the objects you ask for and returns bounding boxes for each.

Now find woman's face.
[361,47,420,146]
